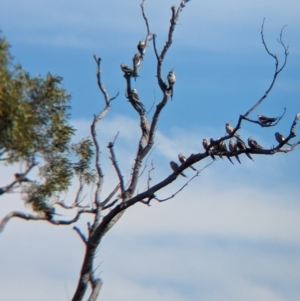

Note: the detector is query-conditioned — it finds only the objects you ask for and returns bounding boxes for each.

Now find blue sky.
[0,0,300,300]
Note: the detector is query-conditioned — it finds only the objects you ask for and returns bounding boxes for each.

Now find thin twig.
[73,226,87,244]
[243,20,289,117]
[107,138,125,197]
[140,0,151,36]
[100,184,120,208]
[147,161,155,190]
[0,209,93,233]
[139,144,159,178]
[155,161,214,203]
[93,55,119,105]
[102,199,119,210]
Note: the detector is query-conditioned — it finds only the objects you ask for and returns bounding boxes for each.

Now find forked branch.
[0,209,93,233]
[244,19,289,117]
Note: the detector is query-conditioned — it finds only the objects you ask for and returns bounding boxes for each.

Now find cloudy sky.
[0,0,300,300]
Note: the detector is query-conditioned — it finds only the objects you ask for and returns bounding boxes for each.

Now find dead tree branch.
[73,226,87,244]
[100,184,120,209]
[107,135,125,197]
[154,162,213,203]
[87,279,102,301]
[244,19,289,117]
[220,20,290,144]
[0,209,93,233]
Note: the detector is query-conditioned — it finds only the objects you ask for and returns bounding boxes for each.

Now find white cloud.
[2,114,299,301]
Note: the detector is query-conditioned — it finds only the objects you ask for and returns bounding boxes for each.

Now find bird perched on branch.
[236,139,254,161]
[130,89,145,112]
[120,64,135,76]
[14,173,32,183]
[170,161,187,177]
[275,132,292,146]
[257,114,279,125]
[167,70,175,99]
[210,138,223,160]
[178,154,197,171]
[202,138,215,160]
[225,122,240,138]
[137,40,146,58]
[248,137,263,149]
[132,53,141,78]
[219,140,234,165]
[229,139,241,164]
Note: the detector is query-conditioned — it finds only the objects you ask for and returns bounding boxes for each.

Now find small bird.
[14,173,32,182]
[219,140,234,165]
[275,132,292,146]
[210,138,223,160]
[137,40,146,58]
[120,64,134,76]
[257,114,278,125]
[167,70,176,87]
[170,161,187,177]
[167,70,176,99]
[225,122,239,138]
[178,154,197,171]
[248,137,263,149]
[202,138,209,150]
[236,139,254,161]
[202,138,215,160]
[229,139,241,164]
[132,53,141,78]
[131,89,145,112]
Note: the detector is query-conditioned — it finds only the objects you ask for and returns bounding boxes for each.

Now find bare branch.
[90,56,119,208]
[91,115,104,208]
[290,113,300,137]
[138,145,157,180]
[0,212,44,233]
[100,183,120,208]
[244,19,289,117]
[274,141,300,153]
[73,226,87,244]
[277,24,289,73]
[146,94,169,151]
[152,34,160,62]
[87,279,102,301]
[0,209,94,233]
[54,200,89,210]
[155,171,201,203]
[122,1,190,201]
[74,176,85,206]
[140,0,151,36]
[93,55,119,105]
[147,160,155,190]
[107,137,125,196]
[102,199,119,210]
[152,0,190,92]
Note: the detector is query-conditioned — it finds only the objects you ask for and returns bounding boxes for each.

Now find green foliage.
[0,34,95,214]
[71,138,96,184]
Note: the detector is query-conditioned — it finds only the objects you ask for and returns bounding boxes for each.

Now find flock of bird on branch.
[119,39,294,179]
[171,118,290,177]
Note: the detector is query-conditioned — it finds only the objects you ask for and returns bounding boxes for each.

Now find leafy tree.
[0,1,299,301]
